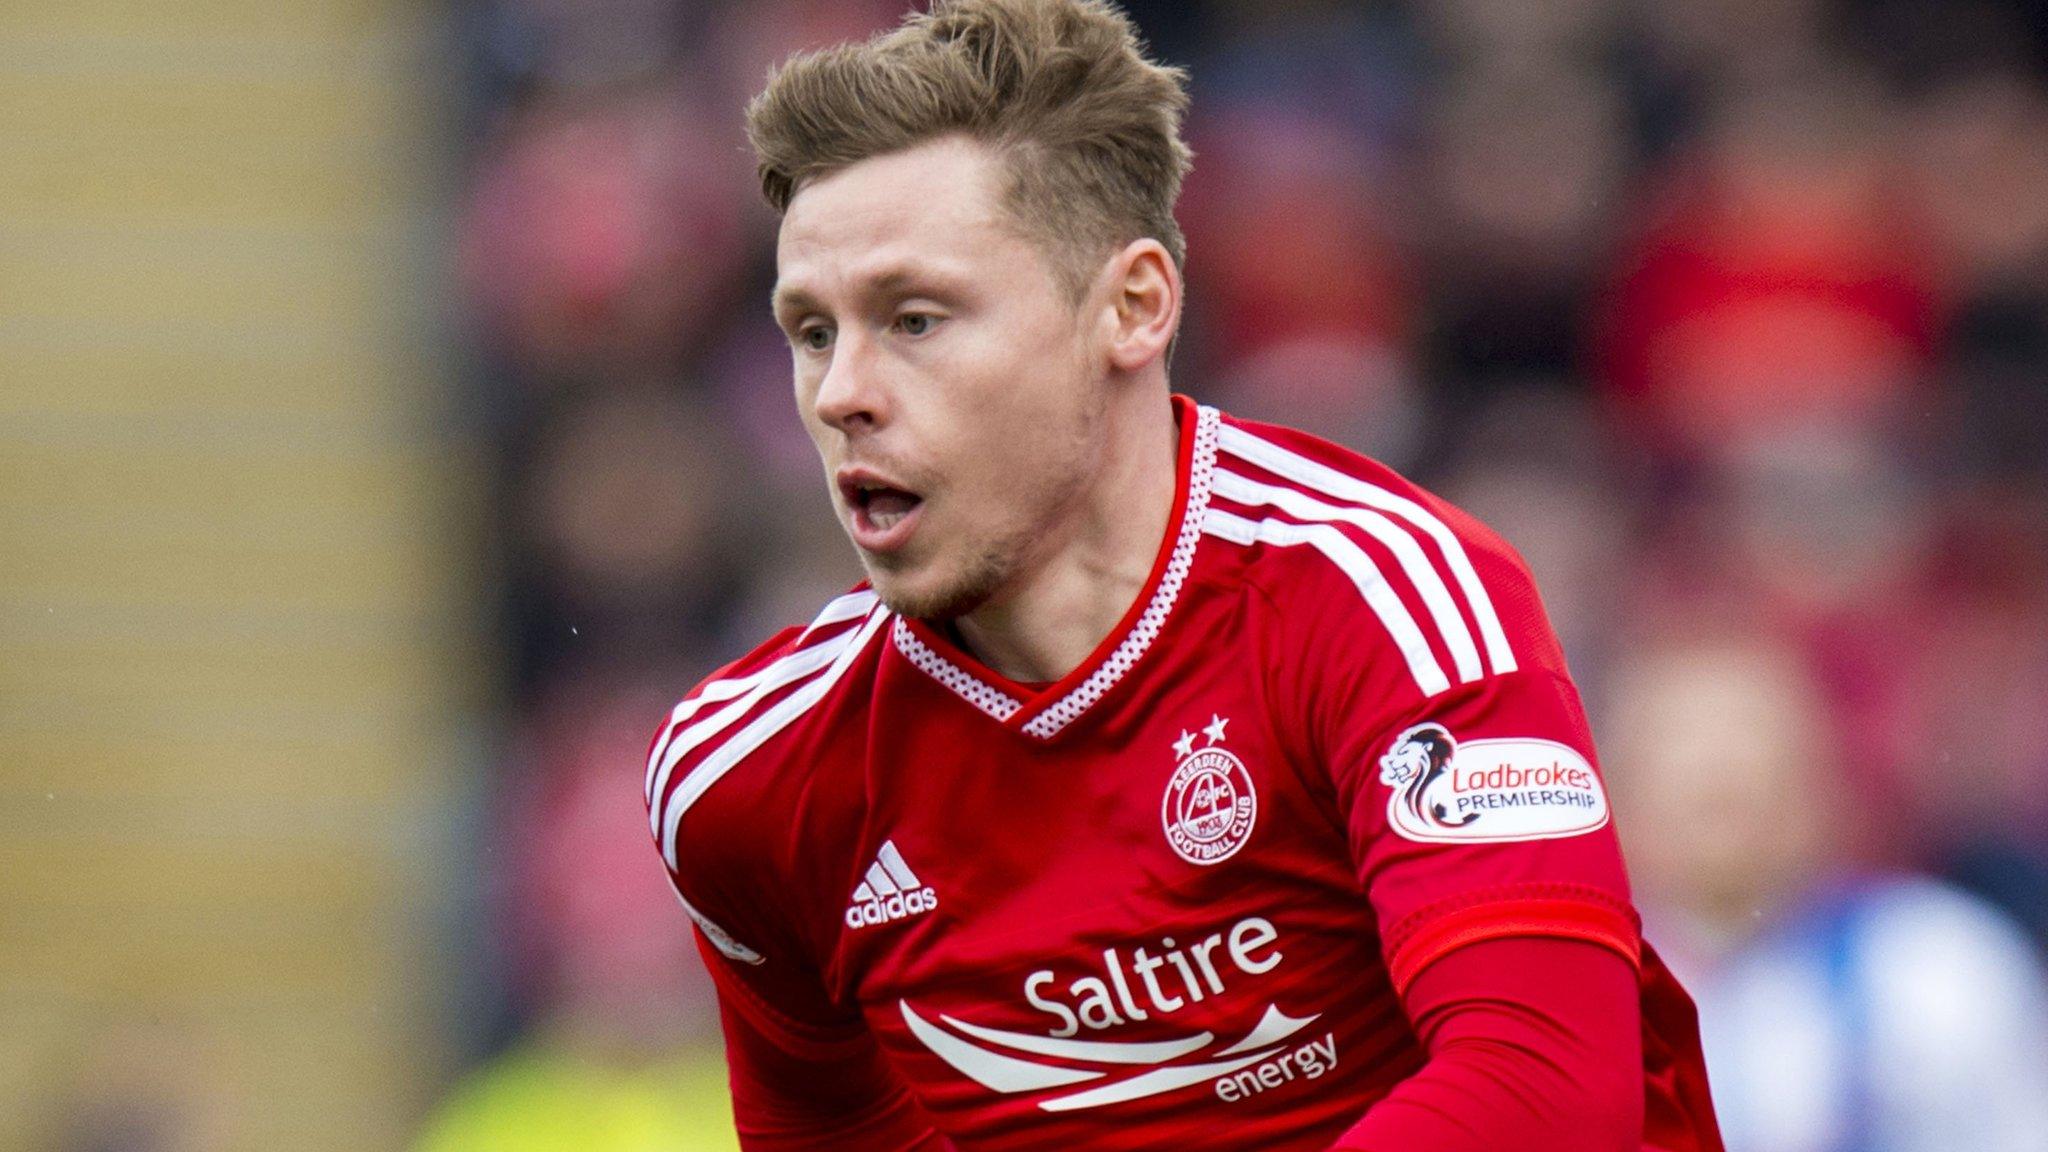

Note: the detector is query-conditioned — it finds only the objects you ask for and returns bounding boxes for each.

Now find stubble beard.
[863,530,1019,621]
[855,371,1104,623]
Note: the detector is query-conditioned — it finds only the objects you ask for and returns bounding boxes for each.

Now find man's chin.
[863,556,1002,622]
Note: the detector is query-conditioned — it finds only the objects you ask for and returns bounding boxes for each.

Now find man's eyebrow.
[769,284,819,320]
[773,265,968,319]
[866,265,971,297]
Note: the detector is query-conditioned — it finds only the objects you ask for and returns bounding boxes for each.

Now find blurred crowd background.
[4,0,2047,1149]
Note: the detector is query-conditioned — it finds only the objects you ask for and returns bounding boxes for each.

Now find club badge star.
[1203,714,1230,745]
[1173,730,1198,759]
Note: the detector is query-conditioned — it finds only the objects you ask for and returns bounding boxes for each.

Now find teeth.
[871,510,905,530]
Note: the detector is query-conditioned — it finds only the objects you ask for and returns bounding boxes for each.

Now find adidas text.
[844,840,938,930]
[846,885,939,929]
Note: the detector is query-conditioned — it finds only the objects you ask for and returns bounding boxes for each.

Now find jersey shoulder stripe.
[1206,418,1520,697]
[1210,466,1485,685]
[1202,505,1454,696]
[644,588,877,808]
[647,589,890,870]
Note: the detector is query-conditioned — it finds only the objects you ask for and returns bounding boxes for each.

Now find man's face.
[773,137,1109,619]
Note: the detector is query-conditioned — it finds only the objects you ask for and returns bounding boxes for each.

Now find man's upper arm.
[1338,666,1640,993]
[1271,479,1650,1147]
[1284,487,1641,993]
[663,816,949,1150]
[644,641,947,1151]
[1329,935,1644,1151]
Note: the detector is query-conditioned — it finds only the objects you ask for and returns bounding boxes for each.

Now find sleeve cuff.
[1382,886,1641,996]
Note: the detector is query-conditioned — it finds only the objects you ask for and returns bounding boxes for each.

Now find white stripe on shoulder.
[1203,506,1451,697]
[645,589,880,804]
[660,606,891,868]
[1216,424,1516,675]
[647,623,856,811]
[1213,467,1484,686]
[800,588,882,639]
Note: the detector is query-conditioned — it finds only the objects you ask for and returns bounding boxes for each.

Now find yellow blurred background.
[1,0,475,1147]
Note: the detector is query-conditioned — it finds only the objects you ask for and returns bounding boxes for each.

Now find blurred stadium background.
[4,0,2047,1149]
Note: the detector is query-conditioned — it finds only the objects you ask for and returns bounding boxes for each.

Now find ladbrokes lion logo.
[1377,723,1472,831]
[1378,723,1609,844]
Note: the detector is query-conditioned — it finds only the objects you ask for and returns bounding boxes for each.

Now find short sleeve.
[1292,494,1641,997]
[656,799,870,1064]
[1337,668,1640,995]
[642,634,872,1059]
[644,620,949,1150]
[672,874,871,1063]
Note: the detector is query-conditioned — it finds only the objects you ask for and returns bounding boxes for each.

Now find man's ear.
[1102,239,1181,375]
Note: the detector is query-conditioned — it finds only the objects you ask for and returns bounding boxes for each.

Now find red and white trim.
[890,402,1221,740]
[893,619,1024,722]
[1202,506,1454,696]
[1210,469,1484,683]
[650,594,892,869]
[1023,405,1219,738]
[644,589,879,806]
[1204,424,1516,697]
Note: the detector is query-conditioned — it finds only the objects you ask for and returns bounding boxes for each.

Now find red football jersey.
[646,397,1719,1150]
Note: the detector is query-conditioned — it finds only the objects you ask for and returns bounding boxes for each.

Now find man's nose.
[812,329,887,434]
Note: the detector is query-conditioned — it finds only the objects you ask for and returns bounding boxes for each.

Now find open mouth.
[839,473,926,551]
[852,483,921,529]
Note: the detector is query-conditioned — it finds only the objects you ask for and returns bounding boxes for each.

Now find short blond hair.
[745,0,1192,298]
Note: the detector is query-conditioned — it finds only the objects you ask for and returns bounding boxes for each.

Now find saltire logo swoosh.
[898,1001,1321,1112]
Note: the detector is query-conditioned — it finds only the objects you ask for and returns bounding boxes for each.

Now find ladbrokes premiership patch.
[1377,723,1608,844]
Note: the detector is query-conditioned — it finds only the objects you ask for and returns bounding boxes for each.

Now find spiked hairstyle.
[745,0,1193,298]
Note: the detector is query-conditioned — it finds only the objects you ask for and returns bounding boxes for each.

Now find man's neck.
[952,391,1180,685]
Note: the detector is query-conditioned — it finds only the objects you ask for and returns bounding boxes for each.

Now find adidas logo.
[844,840,939,930]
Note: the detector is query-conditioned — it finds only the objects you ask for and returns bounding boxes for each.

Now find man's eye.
[799,326,833,351]
[896,313,936,337]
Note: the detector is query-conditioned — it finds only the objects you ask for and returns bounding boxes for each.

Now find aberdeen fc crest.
[1378,723,1609,844]
[1162,715,1257,865]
